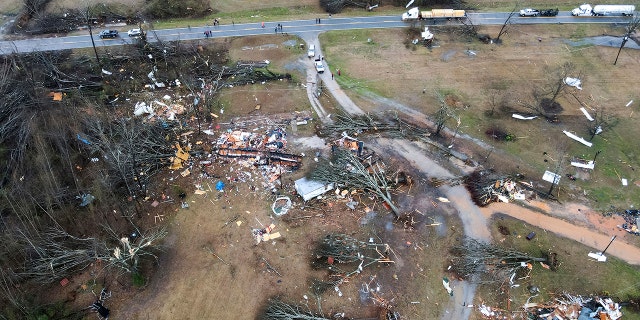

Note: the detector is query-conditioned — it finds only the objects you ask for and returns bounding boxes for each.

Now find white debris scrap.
[563,130,592,147]
[133,102,154,116]
[563,77,582,90]
[421,27,434,40]
[571,160,594,170]
[580,107,594,121]
[512,114,537,120]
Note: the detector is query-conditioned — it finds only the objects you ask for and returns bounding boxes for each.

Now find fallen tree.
[309,147,401,217]
[450,237,549,283]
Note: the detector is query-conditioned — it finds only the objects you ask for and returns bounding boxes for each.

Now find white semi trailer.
[571,4,635,16]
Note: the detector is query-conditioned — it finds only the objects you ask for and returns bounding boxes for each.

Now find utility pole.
[588,235,616,262]
[614,15,640,65]
[601,235,616,256]
[614,35,629,65]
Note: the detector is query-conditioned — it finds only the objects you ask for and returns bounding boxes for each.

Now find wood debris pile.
[464,171,529,207]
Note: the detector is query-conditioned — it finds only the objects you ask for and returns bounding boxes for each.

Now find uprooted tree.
[311,234,392,277]
[309,148,401,217]
[15,225,166,283]
[259,298,329,320]
[319,112,431,142]
[450,237,553,283]
[433,91,459,136]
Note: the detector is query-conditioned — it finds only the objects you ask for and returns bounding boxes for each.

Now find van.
[307,44,315,58]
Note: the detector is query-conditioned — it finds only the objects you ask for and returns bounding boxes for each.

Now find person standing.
[331,72,334,80]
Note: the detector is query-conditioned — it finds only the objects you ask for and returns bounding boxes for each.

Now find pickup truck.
[519,8,540,16]
[307,44,315,58]
[314,60,325,73]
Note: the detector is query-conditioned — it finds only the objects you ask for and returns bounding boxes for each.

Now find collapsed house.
[216,128,302,168]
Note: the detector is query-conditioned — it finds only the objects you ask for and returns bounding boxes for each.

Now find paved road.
[0,12,634,54]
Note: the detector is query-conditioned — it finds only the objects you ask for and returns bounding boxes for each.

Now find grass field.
[320,23,640,211]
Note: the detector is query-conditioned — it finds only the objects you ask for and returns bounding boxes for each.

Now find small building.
[294,177,334,201]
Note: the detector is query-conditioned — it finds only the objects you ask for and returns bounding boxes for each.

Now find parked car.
[99,30,119,39]
[314,60,325,73]
[519,8,540,17]
[127,28,142,37]
[307,44,315,58]
[540,8,559,16]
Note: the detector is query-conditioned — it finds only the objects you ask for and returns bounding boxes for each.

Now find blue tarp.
[215,180,225,191]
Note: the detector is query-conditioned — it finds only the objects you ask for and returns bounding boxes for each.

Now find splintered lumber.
[204,246,230,266]
[261,257,283,277]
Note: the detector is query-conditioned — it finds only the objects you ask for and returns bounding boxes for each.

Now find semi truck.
[571,4,635,16]
[402,7,466,21]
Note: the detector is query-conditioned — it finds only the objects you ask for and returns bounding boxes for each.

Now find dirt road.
[481,202,640,265]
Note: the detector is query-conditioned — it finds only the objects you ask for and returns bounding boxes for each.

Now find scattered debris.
[617,209,640,235]
[169,143,191,169]
[464,171,529,206]
[49,92,64,101]
[272,196,292,216]
[519,294,623,320]
[253,223,281,244]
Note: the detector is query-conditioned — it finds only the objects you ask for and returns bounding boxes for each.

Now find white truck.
[571,4,635,16]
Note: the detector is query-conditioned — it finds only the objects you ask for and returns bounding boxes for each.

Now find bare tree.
[518,62,578,119]
[84,117,176,198]
[432,91,458,136]
[309,148,401,217]
[494,3,519,43]
[614,14,640,65]
[585,107,618,141]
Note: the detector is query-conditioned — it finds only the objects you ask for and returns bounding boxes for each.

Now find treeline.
[320,0,469,14]
[13,0,212,35]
